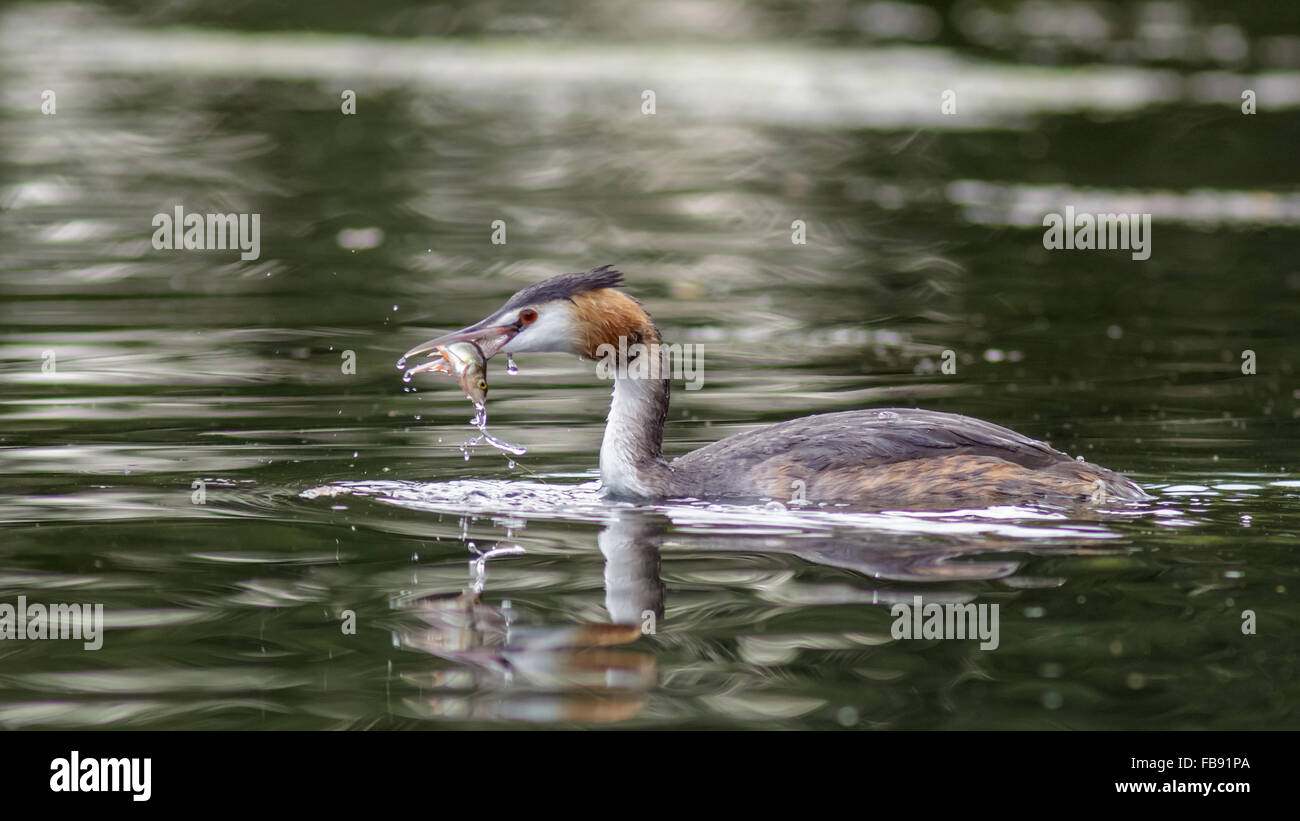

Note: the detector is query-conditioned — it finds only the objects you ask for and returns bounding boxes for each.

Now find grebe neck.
[569,286,674,498]
[599,368,672,499]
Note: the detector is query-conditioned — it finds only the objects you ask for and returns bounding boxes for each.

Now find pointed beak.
[399,319,517,366]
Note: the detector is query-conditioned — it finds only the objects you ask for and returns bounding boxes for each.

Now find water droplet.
[506,354,518,375]
[507,460,515,469]
[396,357,407,370]
[401,370,412,383]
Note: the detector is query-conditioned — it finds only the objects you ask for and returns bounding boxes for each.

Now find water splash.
[461,403,527,457]
[469,542,526,594]
[400,356,525,457]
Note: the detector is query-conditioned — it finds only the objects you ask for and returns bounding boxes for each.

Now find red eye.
[519,309,538,324]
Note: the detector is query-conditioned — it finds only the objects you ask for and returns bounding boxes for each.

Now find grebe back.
[400,267,1148,510]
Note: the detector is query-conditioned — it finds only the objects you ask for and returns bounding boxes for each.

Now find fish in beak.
[401,341,490,407]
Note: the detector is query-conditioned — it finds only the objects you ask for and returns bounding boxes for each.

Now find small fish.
[403,341,489,407]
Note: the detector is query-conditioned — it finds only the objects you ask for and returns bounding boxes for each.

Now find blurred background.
[0,0,1297,729]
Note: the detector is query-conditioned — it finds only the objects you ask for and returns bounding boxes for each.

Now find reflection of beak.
[399,320,516,364]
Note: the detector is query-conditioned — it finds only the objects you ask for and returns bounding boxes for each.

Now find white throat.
[599,373,670,498]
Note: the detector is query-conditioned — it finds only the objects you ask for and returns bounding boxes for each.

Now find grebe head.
[400,265,655,364]
[401,265,671,499]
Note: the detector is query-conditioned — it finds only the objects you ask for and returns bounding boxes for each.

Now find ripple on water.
[300,478,1147,543]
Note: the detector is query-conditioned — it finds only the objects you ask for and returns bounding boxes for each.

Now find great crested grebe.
[400,266,1149,510]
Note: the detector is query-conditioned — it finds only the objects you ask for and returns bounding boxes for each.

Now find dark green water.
[1,2,1298,729]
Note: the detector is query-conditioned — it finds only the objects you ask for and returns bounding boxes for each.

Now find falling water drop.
[506,355,518,376]
[396,357,407,370]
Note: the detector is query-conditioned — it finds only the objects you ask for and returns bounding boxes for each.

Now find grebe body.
[401,267,1148,510]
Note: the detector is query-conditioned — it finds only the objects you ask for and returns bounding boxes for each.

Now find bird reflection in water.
[392,512,663,723]
[308,481,1129,724]
[382,505,1091,724]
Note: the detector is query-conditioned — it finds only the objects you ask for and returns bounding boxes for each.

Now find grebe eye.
[519,308,538,324]
[478,380,487,390]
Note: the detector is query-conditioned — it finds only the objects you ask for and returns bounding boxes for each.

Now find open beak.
[398,320,516,368]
